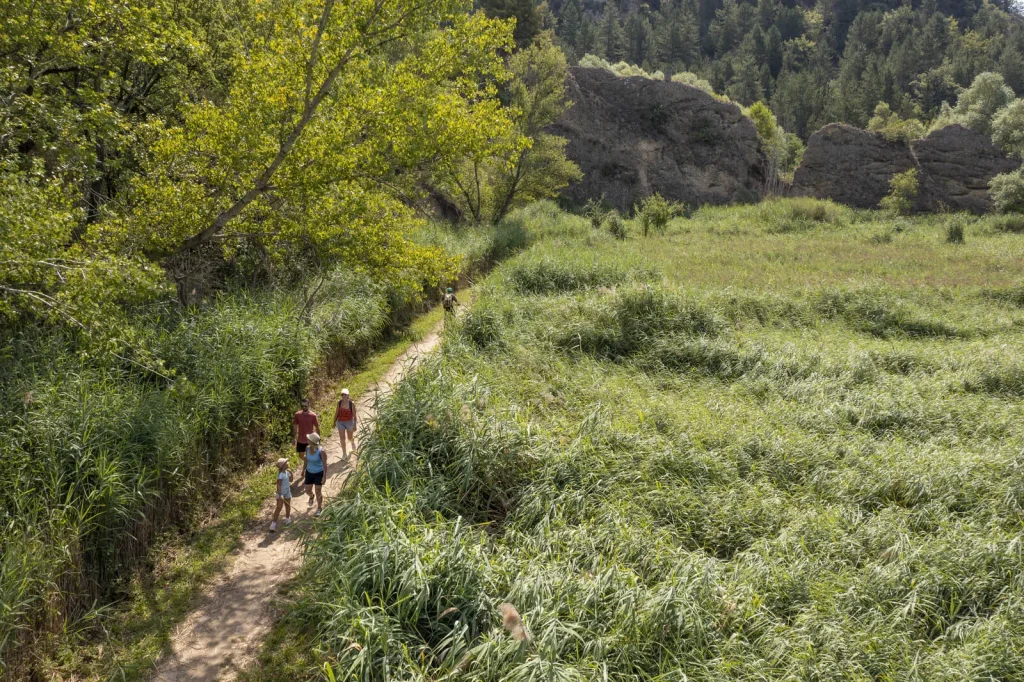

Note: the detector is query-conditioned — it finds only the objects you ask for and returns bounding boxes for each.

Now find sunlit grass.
[279,199,1024,682]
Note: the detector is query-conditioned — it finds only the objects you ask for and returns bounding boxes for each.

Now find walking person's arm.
[352,402,358,430]
[313,413,321,435]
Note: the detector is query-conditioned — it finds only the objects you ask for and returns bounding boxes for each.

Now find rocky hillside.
[551,67,766,212]
[791,124,1019,213]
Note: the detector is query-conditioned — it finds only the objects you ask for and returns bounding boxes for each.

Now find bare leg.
[273,498,284,523]
[315,485,324,510]
[283,498,291,520]
[306,484,315,506]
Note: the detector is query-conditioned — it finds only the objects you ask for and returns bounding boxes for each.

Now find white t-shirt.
[277,471,292,498]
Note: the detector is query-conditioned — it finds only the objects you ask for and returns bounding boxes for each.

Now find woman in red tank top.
[334,388,358,462]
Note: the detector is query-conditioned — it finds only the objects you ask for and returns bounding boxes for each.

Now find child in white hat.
[270,458,293,532]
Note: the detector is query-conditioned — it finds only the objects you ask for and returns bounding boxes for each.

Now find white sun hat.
[341,388,350,395]
[276,457,288,467]
[307,432,321,445]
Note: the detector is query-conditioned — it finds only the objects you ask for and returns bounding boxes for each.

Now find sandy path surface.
[151,324,445,681]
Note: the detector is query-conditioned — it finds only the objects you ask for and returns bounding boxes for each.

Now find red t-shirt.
[293,410,319,443]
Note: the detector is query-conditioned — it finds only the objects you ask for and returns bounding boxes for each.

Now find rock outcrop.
[791,123,1018,213]
[913,124,1020,213]
[551,67,765,212]
[790,124,917,209]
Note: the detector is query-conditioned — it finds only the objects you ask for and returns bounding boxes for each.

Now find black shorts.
[304,470,324,486]
[296,442,308,453]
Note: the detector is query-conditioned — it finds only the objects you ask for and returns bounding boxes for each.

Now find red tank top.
[335,400,354,422]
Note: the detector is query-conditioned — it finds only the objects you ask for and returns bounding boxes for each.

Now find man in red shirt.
[293,399,321,463]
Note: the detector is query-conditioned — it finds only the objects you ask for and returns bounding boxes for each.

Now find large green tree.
[1,0,522,327]
[439,37,581,223]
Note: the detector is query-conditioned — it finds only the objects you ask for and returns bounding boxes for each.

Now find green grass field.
[279,200,1024,681]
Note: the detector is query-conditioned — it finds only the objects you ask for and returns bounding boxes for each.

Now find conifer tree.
[600,1,626,61]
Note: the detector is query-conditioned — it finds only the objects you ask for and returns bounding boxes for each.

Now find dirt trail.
[151,324,445,682]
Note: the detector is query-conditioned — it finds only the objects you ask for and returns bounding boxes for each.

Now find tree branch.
[0,285,86,329]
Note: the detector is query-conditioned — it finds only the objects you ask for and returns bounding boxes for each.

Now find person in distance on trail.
[442,287,458,317]
[293,398,320,476]
[302,432,328,516]
[269,458,292,532]
[334,388,357,463]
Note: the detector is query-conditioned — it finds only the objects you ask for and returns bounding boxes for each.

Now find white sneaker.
[284,518,292,526]
[269,522,277,532]
[315,509,323,517]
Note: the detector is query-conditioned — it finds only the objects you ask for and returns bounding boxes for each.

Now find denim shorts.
[337,419,355,432]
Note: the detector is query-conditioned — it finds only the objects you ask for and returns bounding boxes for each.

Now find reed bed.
[284,200,1024,681]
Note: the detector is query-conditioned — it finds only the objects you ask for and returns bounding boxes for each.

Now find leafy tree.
[123,0,516,299]
[479,0,550,48]
[747,100,803,190]
[990,168,1024,213]
[992,99,1024,155]
[931,71,1016,135]
[0,161,163,330]
[0,0,242,224]
[442,37,582,223]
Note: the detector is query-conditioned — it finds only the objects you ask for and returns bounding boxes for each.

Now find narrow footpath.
[151,323,446,681]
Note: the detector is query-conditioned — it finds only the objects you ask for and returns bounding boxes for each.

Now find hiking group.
[270,287,457,531]
[270,390,358,531]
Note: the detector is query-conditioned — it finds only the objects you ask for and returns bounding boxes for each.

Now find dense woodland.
[483,0,1024,137]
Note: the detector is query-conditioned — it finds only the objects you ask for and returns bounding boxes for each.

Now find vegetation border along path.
[57,303,448,681]
[148,305,451,682]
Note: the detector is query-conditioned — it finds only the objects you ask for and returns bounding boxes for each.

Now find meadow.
[284,200,1024,681]
[0,221,525,680]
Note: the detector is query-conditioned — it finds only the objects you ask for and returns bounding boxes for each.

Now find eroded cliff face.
[551,67,766,212]
[914,124,1020,213]
[791,123,1019,213]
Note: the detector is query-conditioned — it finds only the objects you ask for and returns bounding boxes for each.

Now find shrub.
[879,168,919,215]
[578,54,663,80]
[990,168,1024,214]
[507,257,644,294]
[634,193,679,237]
[606,211,628,240]
[583,197,609,229]
[867,102,926,143]
[758,197,849,232]
[670,71,716,95]
[945,217,966,244]
[986,213,1024,233]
